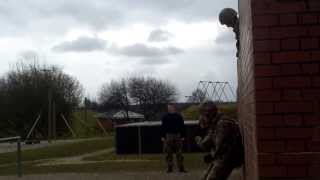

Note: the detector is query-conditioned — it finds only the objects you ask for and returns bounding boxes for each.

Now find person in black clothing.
[161,103,187,173]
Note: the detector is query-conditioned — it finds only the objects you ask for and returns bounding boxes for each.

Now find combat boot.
[167,166,173,173]
[179,166,187,173]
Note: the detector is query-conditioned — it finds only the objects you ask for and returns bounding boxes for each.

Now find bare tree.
[128,76,177,121]
[98,79,130,120]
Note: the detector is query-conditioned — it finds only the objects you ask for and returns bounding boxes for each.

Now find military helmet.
[199,101,218,115]
[219,8,238,26]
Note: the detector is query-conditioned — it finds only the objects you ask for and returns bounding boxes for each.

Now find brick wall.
[238,0,259,179]
[238,0,320,179]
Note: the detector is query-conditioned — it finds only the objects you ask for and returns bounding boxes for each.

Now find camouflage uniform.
[196,113,244,180]
[163,134,184,170]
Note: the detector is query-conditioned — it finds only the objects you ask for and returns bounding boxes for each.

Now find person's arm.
[195,129,215,151]
[161,115,167,141]
[179,114,186,139]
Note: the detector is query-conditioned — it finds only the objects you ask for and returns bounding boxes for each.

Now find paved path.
[0,170,242,180]
[36,148,115,166]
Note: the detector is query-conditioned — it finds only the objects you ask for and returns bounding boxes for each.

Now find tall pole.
[84,97,88,123]
[52,101,56,140]
[48,88,52,143]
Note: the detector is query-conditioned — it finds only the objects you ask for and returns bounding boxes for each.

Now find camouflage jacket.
[196,113,244,166]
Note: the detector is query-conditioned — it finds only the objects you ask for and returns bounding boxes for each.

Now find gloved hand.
[195,136,202,145]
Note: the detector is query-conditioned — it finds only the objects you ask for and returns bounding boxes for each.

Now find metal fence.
[0,136,22,177]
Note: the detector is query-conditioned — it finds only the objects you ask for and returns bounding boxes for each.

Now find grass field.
[0,137,113,165]
[0,153,207,176]
[71,110,107,138]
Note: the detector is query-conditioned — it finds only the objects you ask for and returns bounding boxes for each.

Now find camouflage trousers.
[202,159,236,180]
[163,134,184,169]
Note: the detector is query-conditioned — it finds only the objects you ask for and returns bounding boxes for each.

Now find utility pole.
[84,97,88,123]
[52,101,56,140]
[48,87,52,143]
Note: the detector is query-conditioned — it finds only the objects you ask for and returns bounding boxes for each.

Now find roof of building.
[116,120,198,127]
[95,110,144,120]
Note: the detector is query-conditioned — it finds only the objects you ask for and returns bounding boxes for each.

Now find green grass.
[182,103,237,120]
[0,153,207,176]
[0,137,114,165]
[71,110,107,138]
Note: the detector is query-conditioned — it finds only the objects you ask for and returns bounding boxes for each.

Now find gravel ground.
[0,170,242,180]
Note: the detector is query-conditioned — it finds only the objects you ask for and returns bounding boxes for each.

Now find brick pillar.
[238,0,320,179]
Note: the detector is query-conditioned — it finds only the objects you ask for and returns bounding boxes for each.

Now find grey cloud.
[0,0,237,37]
[148,29,173,42]
[110,43,183,57]
[52,36,107,52]
[140,58,170,65]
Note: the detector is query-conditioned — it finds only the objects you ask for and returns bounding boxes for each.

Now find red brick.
[253,28,270,40]
[303,115,320,127]
[282,89,302,101]
[253,1,306,14]
[301,14,318,25]
[256,103,274,114]
[309,0,320,11]
[255,78,273,90]
[271,27,307,39]
[302,64,319,74]
[279,14,297,25]
[281,39,300,50]
[275,102,313,113]
[255,65,280,77]
[313,76,320,87]
[301,38,319,50]
[256,90,281,102]
[274,77,311,88]
[287,166,307,178]
[302,89,320,99]
[255,40,280,52]
[311,51,320,61]
[276,128,314,139]
[255,53,271,65]
[284,115,303,127]
[258,128,275,140]
[309,25,320,36]
[286,140,306,152]
[259,166,286,178]
[258,140,285,152]
[257,115,283,127]
[272,52,311,64]
[278,153,314,165]
[309,140,320,151]
[254,15,278,27]
[258,153,276,165]
[308,164,320,177]
[280,64,301,75]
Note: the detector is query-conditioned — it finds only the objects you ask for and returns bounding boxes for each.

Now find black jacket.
[161,113,186,138]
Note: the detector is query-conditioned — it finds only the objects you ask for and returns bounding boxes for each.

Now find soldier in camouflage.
[195,101,244,180]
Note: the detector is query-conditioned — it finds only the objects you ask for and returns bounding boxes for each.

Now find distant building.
[95,110,145,131]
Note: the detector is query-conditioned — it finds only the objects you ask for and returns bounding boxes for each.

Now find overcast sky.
[0,0,238,102]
